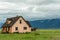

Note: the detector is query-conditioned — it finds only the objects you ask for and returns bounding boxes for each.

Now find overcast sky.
[0,0,60,21]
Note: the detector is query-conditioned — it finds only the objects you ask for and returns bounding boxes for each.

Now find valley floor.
[0,29,60,40]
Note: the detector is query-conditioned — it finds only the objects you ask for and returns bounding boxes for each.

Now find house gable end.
[11,17,31,33]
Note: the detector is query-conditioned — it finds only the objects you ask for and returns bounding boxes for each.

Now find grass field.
[0,29,60,40]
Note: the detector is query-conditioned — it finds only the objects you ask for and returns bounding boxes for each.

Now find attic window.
[20,20,22,24]
[7,20,11,24]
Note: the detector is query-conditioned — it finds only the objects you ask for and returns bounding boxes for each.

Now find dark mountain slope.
[30,19,60,29]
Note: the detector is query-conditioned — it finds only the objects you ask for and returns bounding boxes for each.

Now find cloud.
[0,0,60,21]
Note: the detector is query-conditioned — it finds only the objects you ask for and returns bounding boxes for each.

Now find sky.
[0,0,60,21]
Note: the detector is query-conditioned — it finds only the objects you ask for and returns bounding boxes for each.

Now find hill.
[30,19,60,29]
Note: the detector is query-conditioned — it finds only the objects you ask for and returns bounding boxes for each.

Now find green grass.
[0,29,60,40]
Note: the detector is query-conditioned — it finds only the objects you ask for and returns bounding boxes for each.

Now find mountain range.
[29,19,60,29]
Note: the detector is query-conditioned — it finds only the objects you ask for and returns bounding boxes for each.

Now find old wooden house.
[2,16,32,33]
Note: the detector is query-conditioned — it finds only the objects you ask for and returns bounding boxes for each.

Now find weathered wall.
[11,17,31,33]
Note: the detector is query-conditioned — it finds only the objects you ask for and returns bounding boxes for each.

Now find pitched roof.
[26,21,31,27]
[2,16,31,28]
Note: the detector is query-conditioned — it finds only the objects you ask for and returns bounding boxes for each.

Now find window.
[8,27,10,31]
[20,20,22,24]
[24,27,27,30]
[7,20,11,24]
[15,27,18,30]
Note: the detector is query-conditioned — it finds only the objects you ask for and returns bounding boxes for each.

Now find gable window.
[15,27,18,30]
[24,27,27,30]
[7,20,11,24]
[20,20,22,24]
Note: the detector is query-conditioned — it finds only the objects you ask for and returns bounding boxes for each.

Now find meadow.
[0,29,60,40]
